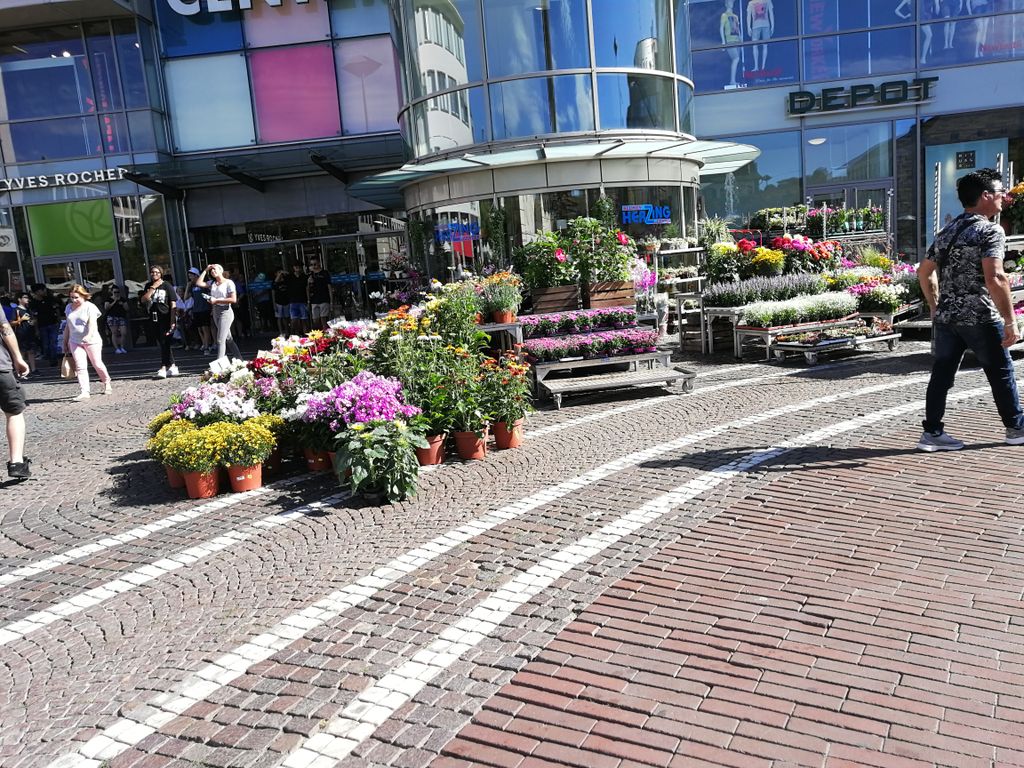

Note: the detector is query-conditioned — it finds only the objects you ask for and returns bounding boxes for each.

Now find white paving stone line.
[49,370,942,768]
[283,383,993,767]
[0,493,350,649]
[0,475,309,590]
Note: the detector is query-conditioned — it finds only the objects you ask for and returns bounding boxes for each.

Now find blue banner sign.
[332,273,361,284]
[435,221,481,243]
[621,204,672,225]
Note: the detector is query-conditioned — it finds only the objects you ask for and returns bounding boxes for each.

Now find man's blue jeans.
[38,323,59,364]
[924,321,1024,434]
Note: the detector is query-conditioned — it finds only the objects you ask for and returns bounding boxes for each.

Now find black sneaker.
[7,458,31,479]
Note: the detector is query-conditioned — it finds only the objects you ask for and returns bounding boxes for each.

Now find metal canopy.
[346,139,761,209]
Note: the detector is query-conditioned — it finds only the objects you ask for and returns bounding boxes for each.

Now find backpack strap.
[929,217,977,268]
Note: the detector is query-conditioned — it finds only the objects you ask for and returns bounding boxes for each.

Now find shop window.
[98,112,131,154]
[142,195,169,266]
[490,74,594,141]
[2,116,101,163]
[251,45,340,143]
[112,195,147,286]
[164,54,254,151]
[597,73,676,131]
[803,0,916,33]
[920,9,1024,66]
[112,20,149,110]
[804,122,892,184]
[689,0,798,50]
[127,110,160,153]
[336,36,401,135]
[679,85,694,135]
[700,130,802,226]
[330,0,392,38]
[243,1,330,47]
[802,26,915,81]
[0,25,95,121]
[592,0,672,71]
[27,200,116,257]
[483,0,590,78]
[155,1,243,57]
[692,38,798,92]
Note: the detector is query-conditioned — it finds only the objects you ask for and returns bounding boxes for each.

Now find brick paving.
[3,338,1023,767]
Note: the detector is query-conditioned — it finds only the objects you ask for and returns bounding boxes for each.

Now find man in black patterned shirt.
[917,168,1024,451]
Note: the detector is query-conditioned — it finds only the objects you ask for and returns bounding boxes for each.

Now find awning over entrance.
[0,0,134,29]
[125,134,407,198]
[346,139,761,210]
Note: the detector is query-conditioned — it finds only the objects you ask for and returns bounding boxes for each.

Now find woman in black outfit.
[103,286,130,354]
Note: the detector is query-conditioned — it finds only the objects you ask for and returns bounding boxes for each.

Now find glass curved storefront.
[393,0,696,161]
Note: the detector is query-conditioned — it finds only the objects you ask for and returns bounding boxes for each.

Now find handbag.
[60,354,75,379]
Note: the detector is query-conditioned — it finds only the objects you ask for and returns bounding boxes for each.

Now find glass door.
[36,254,122,303]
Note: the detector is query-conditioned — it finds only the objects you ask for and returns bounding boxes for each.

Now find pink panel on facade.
[335,36,401,135]
[251,45,341,143]
[243,1,330,47]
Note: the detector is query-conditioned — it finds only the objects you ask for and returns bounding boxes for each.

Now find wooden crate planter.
[531,285,580,314]
[584,280,634,309]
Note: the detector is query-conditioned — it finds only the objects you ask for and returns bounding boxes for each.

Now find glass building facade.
[690,0,1024,255]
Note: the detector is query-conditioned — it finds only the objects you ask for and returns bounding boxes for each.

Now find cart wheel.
[682,379,694,393]
[804,352,819,365]
[552,394,563,410]
[773,349,785,361]
[887,339,898,351]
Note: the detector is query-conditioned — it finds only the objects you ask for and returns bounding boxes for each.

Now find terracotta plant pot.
[303,448,331,472]
[228,464,262,492]
[453,430,488,461]
[491,309,516,324]
[183,470,220,499]
[493,420,524,450]
[164,464,185,489]
[416,433,447,466]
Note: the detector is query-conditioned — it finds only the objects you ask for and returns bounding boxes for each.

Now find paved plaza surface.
[2,338,1024,768]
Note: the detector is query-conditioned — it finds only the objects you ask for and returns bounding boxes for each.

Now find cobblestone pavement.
[3,337,1023,768]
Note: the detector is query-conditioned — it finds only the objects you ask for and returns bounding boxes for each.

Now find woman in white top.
[62,284,112,401]
[195,264,241,365]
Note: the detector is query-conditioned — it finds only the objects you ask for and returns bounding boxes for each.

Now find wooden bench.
[533,351,696,409]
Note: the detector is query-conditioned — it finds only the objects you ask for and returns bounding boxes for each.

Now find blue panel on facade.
[155,0,243,57]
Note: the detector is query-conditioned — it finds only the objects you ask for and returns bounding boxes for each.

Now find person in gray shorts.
[0,314,31,479]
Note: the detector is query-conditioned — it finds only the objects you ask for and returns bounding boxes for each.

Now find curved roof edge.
[347,139,761,209]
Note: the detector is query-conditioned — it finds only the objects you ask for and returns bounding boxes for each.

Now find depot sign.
[165,0,310,14]
[0,167,128,192]
[788,77,938,115]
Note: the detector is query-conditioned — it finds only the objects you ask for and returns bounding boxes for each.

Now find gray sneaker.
[1007,427,1024,445]
[917,431,964,452]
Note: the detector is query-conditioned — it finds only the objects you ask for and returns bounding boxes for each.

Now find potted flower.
[447,349,491,460]
[480,353,533,450]
[220,419,276,492]
[567,218,635,309]
[146,418,197,489]
[283,391,338,471]
[512,231,580,313]
[480,271,523,324]
[333,418,428,503]
[381,250,410,278]
[162,423,231,498]
[390,340,457,466]
[1003,183,1024,236]
[251,413,287,473]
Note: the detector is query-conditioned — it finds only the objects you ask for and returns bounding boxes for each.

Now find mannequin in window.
[920,0,940,63]
[746,0,774,71]
[967,0,990,58]
[941,0,962,50]
[720,0,743,87]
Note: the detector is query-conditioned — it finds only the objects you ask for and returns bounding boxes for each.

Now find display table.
[533,351,695,409]
[773,332,901,365]
[734,318,861,360]
[479,321,523,351]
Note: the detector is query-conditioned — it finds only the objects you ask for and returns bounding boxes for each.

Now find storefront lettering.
[621,204,672,226]
[0,167,128,192]
[788,77,938,115]
[165,0,309,15]
[434,222,480,243]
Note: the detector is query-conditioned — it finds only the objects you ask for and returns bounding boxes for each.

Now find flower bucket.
[228,464,262,492]
[454,430,487,461]
[164,464,186,489]
[416,434,446,466]
[493,420,524,450]
[491,309,516,324]
[266,448,282,474]
[183,470,220,499]
[303,448,331,472]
